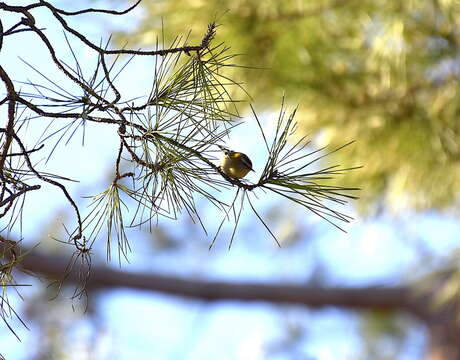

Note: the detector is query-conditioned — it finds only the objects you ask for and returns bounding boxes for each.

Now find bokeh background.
[2,0,460,359]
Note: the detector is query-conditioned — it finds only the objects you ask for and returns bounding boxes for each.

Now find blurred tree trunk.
[426,307,460,360]
[13,248,460,359]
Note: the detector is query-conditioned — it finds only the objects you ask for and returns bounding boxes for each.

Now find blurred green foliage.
[359,310,412,360]
[114,0,460,214]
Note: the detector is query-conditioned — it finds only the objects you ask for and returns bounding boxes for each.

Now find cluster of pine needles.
[1,0,360,335]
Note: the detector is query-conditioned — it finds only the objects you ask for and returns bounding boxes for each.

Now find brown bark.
[18,249,421,310]
[10,249,460,359]
[425,302,460,360]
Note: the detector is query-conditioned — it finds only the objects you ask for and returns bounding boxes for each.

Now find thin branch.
[0,142,44,158]
[0,66,17,178]
[0,184,40,208]
[46,0,143,16]
[33,2,217,57]
[11,133,84,249]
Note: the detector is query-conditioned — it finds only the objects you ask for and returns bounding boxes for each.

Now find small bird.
[218,145,254,179]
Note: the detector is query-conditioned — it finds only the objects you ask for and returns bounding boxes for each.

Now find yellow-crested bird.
[218,145,254,179]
